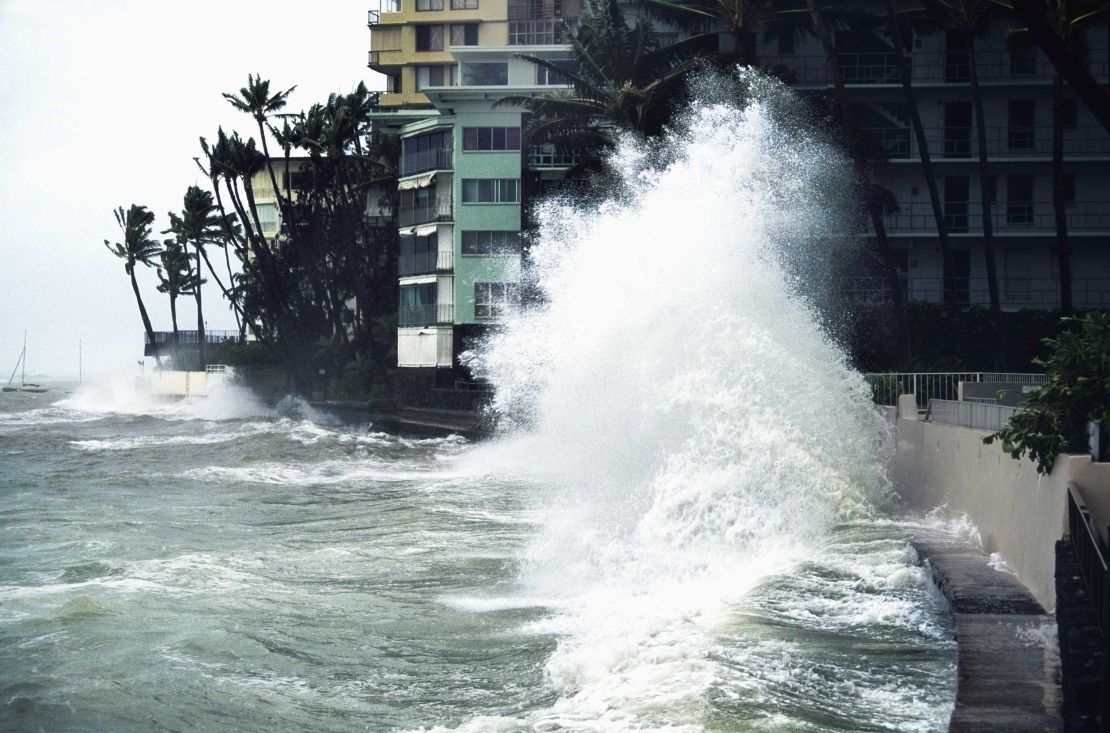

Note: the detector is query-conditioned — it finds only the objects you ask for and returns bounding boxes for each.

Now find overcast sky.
[0,0,381,380]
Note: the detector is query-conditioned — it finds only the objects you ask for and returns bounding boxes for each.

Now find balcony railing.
[398,303,454,326]
[509,20,568,45]
[399,194,453,227]
[145,330,240,345]
[861,124,1110,160]
[399,250,454,276]
[528,144,577,168]
[400,148,453,177]
[879,200,1110,233]
[762,50,1109,87]
[842,276,1110,309]
[368,9,380,26]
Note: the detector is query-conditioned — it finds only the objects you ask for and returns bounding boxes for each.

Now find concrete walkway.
[909,531,1063,732]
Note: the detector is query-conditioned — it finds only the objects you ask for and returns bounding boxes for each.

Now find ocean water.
[3,71,958,731]
[0,382,954,732]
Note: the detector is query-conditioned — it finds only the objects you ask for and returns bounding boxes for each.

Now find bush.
[984,313,1110,474]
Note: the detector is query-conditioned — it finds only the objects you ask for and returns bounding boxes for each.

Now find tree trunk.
[194,243,206,368]
[1052,71,1073,313]
[129,266,162,367]
[968,36,1000,312]
[886,0,955,307]
[870,207,911,364]
[1010,0,1110,134]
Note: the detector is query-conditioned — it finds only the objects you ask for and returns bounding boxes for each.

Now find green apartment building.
[368,0,579,397]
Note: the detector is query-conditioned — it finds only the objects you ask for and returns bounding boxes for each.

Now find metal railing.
[528,144,578,168]
[762,49,1109,87]
[398,303,454,326]
[509,20,569,45]
[400,148,453,177]
[399,195,453,227]
[1065,482,1110,731]
[861,124,1110,160]
[926,398,1019,430]
[844,276,1110,309]
[398,250,453,276]
[145,330,240,345]
[368,9,380,26]
[865,371,1046,408]
[879,200,1110,234]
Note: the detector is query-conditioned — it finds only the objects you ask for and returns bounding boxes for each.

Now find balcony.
[368,9,380,26]
[509,20,569,45]
[860,125,1110,160]
[528,144,577,168]
[399,250,454,276]
[842,276,1110,310]
[761,50,1109,87]
[399,193,453,226]
[880,200,1110,234]
[400,148,453,177]
[399,303,454,326]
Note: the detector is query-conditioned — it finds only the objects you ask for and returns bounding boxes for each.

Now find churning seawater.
[0,383,954,732]
[4,72,957,731]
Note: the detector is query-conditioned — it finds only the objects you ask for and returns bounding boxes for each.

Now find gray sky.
[0,0,380,380]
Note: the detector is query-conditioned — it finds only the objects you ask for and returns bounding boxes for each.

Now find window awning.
[400,223,440,237]
[398,172,437,191]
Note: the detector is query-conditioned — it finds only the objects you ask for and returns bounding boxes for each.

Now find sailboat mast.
[22,331,27,385]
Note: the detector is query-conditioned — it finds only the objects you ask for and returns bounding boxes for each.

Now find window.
[450,23,478,46]
[944,176,969,233]
[536,60,574,85]
[386,74,402,93]
[416,25,445,51]
[415,65,451,90]
[462,127,521,151]
[944,102,971,157]
[474,282,520,319]
[402,129,453,175]
[451,0,478,7]
[944,29,969,81]
[282,170,310,191]
[399,232,440,275]
[416,0,443,10]
[1007,100,1035,150]
[1007,174,1034,224]
[462,230,521,254]
[509,20,566,45]
[382,0,401,10]
[257,203,279,230]
[462,62,508,85]
[462,178,520,203]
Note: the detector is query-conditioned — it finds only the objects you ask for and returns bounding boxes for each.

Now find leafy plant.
[984,313,1110,474]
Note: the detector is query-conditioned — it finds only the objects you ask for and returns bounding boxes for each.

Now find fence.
[1065,483,1110,730]
[926,398,1019,430]
[844,276,1110,310]
[865,371,1046,408]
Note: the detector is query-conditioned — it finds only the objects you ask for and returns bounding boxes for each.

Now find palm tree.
[1003,0,1108,313]
[1009,0,1110,134]
[104,205,163,367]
[886,0,956,306]
[224,75,297,212]
[638,0,784,65]
[156,238,198,351]
[165,186,234,367]
[914,0,1002,312]
[503,0,709,149]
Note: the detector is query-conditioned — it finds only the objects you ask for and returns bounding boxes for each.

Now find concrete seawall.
[893,401,1110,611]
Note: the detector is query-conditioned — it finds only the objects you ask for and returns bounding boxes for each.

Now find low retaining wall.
[893,396,1110,612]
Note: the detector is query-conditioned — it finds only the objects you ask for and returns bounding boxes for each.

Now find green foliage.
[984,313,1110,474]
[211,340,279,367]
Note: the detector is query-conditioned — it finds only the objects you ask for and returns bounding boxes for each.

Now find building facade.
[369,0,579,396]
[758,9,1110,310]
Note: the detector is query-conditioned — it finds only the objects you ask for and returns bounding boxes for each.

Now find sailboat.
[4,332,47,393]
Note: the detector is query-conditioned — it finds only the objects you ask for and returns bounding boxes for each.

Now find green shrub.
[984,313,1110,474]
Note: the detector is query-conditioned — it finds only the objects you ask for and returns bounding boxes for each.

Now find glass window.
[1007,100,1035,150]
[535,60,574,85]
[1006,174,1034,224]
[256,203,279,230]
[461,179,520,203]
[462,63,508,86]
[461,230,521,254]
[474,282,520,319]
[451,0,478,7]
[450,24,478,45]
[462,127,521,151]
[416,25,445,51]
[416,0,444,10]
[415,65,447,90]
